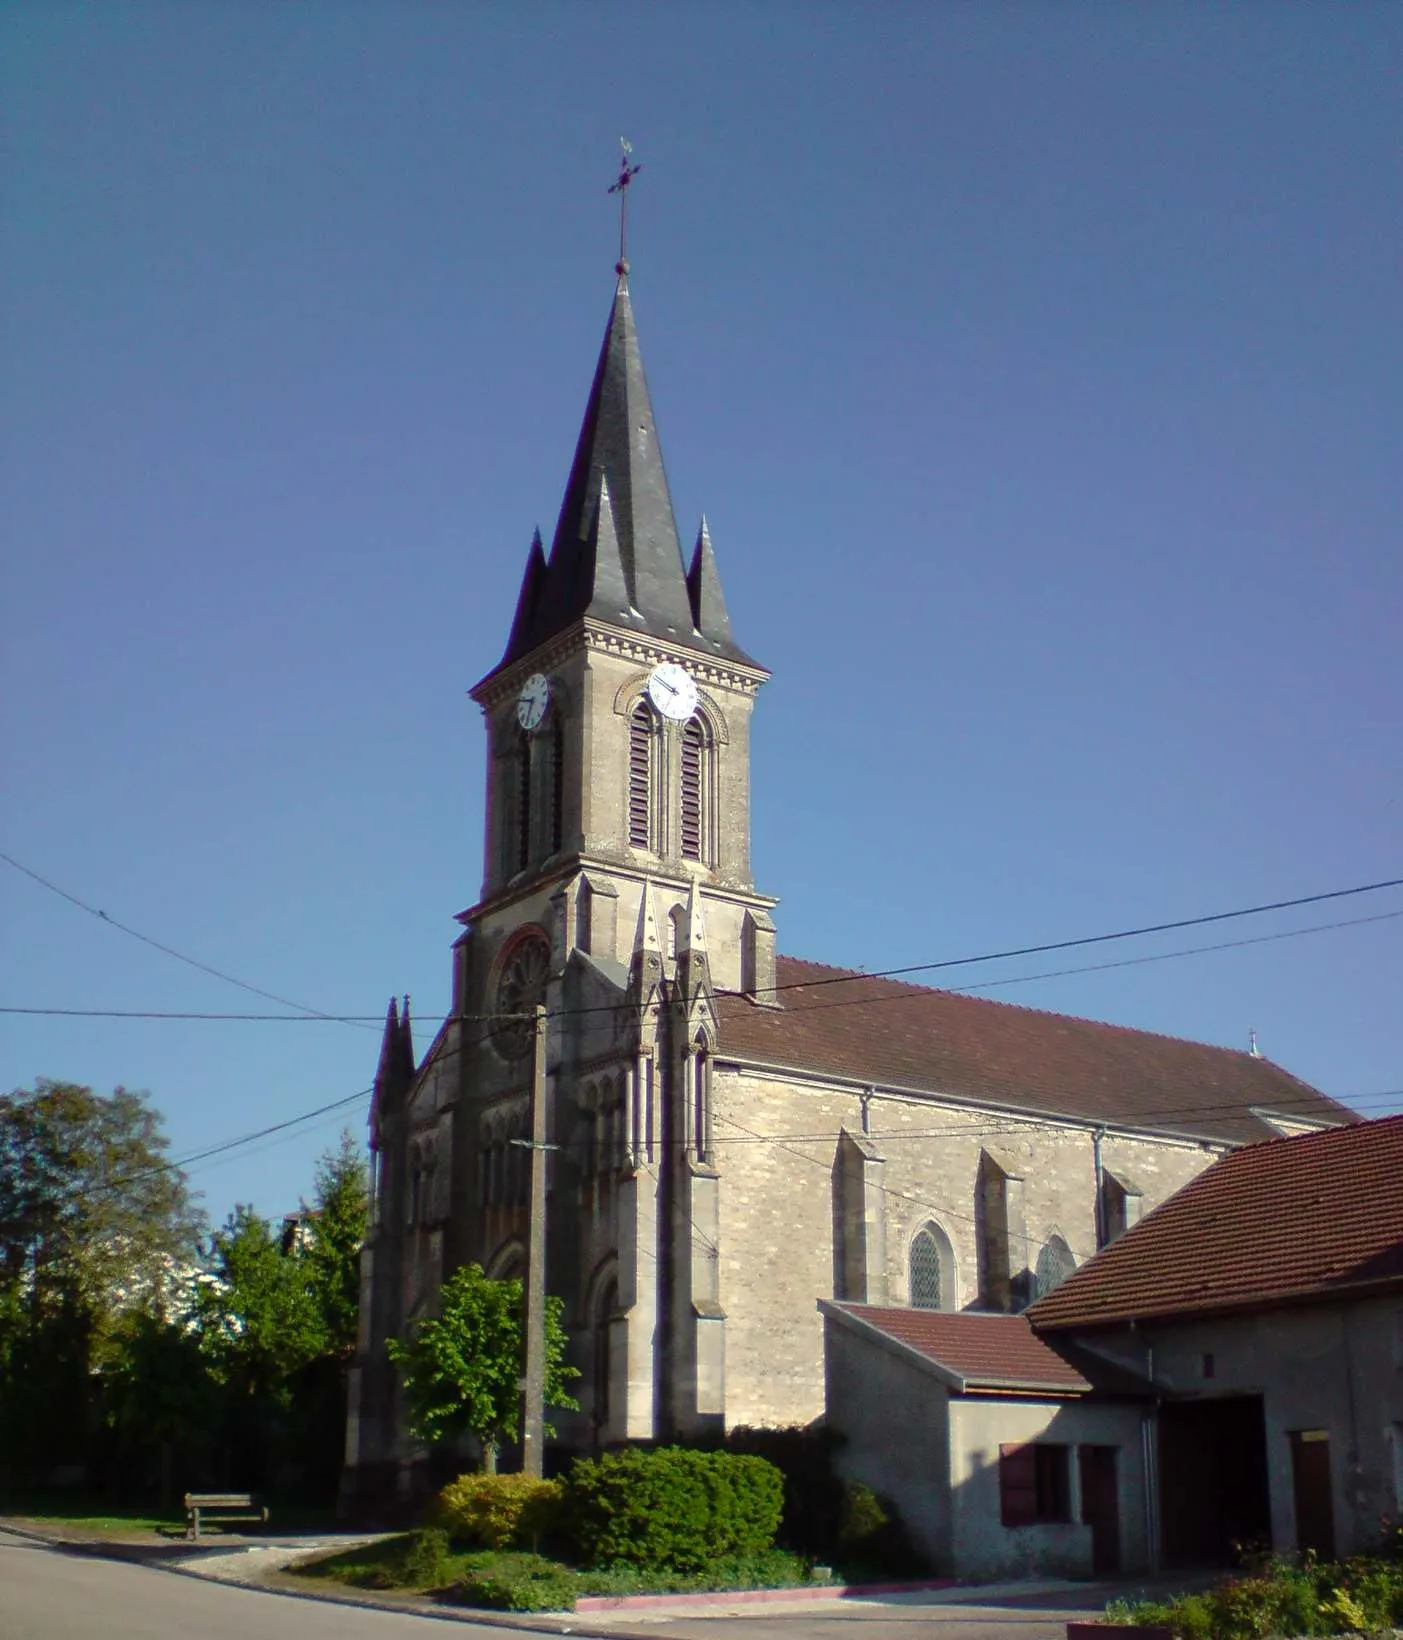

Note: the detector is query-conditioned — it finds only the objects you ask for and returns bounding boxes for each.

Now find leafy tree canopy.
[388,1262,578,1466]
[0,1080,203,1321]
[301,1130,368,1357]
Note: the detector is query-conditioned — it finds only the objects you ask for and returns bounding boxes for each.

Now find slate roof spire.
[493,272,754,672]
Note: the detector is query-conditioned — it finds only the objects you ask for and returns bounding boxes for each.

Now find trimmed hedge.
[433,1472,564,1551]
[564,1447,784,1572]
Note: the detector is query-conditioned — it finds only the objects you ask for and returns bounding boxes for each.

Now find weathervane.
[608,137,642,274]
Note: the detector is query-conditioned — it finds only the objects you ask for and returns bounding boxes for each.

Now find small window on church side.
[628,702,652,849]
[680,717,705,861]
[910,1227,944,1309]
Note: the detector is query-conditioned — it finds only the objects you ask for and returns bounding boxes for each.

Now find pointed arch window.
[628,701,653,850]
[1034,1235,1076,1298]
[910,1221,955,1310]
[550,716,565,856]
[516,729,533,872]
[680,717,705,860]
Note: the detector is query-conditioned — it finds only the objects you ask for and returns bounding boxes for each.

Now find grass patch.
[292,1534,817,1613]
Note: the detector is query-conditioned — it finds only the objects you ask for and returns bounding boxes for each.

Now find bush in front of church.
[433,1472,565,1552]
[563,1447,784,1572]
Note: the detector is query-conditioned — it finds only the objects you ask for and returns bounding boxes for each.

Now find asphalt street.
[0,1528,1094,1640]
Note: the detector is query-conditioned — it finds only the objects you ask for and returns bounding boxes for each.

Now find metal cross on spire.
[608,137,642,275]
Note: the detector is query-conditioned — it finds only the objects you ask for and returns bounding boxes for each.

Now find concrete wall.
[823,1317,1152,1579]
[824,1316,953,1569]
[948,1398,1150,1580]
[1074,1295,1403,1558]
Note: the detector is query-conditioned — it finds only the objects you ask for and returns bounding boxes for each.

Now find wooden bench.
[183,1492,269,1541]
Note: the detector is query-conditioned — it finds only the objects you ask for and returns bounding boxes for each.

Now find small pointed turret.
[581,474,631,623]
[675,877,714,1007]
[686,516,738,655]
[375,997,401,1091]
[680,875,707,956]
[397,995,416,1084]
[502,531,548,663]
[627,878,665,1010]
[371,995,416,1138]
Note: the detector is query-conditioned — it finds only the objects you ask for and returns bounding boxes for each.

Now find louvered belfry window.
[628,703,652,849]
[680,717,704,860]
[516,730,532,871]
[550,717,565,855]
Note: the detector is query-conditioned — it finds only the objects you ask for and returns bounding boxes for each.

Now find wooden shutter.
[628,705,651,848]
[680,718,704,860]
[999,1443,1038,1527]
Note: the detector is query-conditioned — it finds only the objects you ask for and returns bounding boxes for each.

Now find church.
[342,257,1346,1505]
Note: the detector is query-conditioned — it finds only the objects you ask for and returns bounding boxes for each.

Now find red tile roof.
[822,1302,1092,1393]
[1028,1114,1403,1330]
[717,957,1348,1143]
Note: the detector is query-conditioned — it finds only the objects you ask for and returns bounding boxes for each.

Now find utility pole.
[520,1002,549,1477]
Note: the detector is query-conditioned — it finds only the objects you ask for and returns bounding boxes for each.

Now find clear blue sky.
[3,3,1399,1231]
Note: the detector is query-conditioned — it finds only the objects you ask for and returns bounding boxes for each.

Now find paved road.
[0,1527,1098,1640]
[0,1529,515,1640]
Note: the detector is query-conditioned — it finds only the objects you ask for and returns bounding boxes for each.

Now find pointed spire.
[486,277,758,680]
[681,875,707,956]
[686,514,737,653]
[375,997,401,1089]
[398,995,416,1083]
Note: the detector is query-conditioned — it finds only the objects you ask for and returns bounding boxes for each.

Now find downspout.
[1092,1126,1106,1248]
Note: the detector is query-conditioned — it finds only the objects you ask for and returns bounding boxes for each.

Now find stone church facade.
[342,265,1346,1503]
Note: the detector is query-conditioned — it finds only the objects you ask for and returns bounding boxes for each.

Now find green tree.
[301,1131,368,1356]
[198,1205,324,1394]
[0,1080,203,1318]
[0,1081,203,1486]
[388,1262,578,1472]
[102,1310,218,1508]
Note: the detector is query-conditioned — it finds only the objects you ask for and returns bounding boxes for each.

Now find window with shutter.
[999,1443,1038,1528]
[628,703,652,849]
[1000,1443,1071,1526]
[680,717,704,860]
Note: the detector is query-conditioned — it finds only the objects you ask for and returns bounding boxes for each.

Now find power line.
[747,875,1403,999]
[0,849,378,1030]
[7,901,1401,1025]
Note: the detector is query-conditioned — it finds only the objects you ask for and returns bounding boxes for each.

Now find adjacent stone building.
[341,262,1347,1506]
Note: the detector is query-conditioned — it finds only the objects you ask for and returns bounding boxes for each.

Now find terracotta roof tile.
[1027,1114,1403,1329]
[823,1303,1092,1392]
[717,957,1348,1142]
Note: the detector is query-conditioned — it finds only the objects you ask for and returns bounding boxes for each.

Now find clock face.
[516,673,550,732]
[647,662,699,723]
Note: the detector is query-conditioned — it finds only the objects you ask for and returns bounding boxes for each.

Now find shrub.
[564,1447,784,1572]
[833,1479,928,1578]
[727,1424,847,1559]
[433,1472,564,1551]
[394,1527,452,1589]
[451,1554,578,1612]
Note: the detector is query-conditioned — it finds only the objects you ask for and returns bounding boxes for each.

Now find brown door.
[1289,1431,1336,1559]
[1079,1445,1121,1575]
